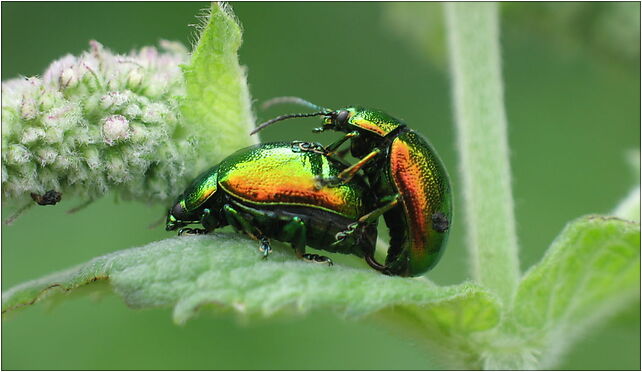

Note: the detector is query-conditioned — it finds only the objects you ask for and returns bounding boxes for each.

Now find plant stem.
[444,3,520,304]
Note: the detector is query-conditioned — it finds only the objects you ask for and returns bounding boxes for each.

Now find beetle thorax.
[348,108,405,137]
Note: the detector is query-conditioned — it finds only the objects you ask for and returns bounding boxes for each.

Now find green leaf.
[376,291,502,369]
[511,215,640,368]
[181,2,258,171]
[2,233,500,334]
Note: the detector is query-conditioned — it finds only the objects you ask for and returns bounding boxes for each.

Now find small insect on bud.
[102,114,130,145]
[31,190,62,206]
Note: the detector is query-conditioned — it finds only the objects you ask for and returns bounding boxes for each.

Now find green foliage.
[181,3,258,171]
[3,215,638,369]
[508,216,640,369]
[2,233,499,328]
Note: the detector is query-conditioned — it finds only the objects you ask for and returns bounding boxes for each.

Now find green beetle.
[252,98,452,276]
[166,141,384,270]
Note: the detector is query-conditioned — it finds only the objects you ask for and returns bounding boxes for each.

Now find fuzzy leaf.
[511,215,641,368]
[376,292,502,370]
[181,2,258,171]
[2,233,500,331]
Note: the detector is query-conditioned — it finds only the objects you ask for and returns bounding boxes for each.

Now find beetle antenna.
[261,96,327,111]
[250,111,329,135]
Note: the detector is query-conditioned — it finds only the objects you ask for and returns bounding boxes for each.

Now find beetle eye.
[335,110,350,124]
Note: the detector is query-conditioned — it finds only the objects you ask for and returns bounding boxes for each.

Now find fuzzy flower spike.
[2,40,197,212]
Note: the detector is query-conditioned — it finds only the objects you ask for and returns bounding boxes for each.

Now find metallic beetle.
[252,98,452,276]
[166,141,384,269]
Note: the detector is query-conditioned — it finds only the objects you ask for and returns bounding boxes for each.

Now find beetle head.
[317,107,355,133]
[165,202,191,231]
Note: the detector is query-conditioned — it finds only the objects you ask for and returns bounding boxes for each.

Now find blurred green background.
[2,2,639,369]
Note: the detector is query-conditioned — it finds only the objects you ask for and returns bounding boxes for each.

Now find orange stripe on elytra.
[223,171,356,217]
[352,118,388,136]
[389,139,433,255]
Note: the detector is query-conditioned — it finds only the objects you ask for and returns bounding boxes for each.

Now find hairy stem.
[445,3,520,304]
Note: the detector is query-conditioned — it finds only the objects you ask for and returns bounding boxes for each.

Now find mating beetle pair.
[167,99,452,277]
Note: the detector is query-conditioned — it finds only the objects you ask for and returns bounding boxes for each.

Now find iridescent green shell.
[175,142,373,220]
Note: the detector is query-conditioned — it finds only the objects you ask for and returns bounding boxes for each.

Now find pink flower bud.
[102,114,130,145]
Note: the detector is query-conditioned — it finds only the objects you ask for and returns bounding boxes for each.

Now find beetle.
[251,98,452,276]
[166,141,386,270]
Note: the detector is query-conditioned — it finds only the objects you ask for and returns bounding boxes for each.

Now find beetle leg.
[199,208,218,231]
[332,221,361,244]
[223,204,246,233]
[199,208,211,224]
[323,131,360,156]
[282,216,307,256]
[315,148,381,189]
[332,147,351,160]
[365,254,390,275]
[223,204,272,258]
[178,227,208,235]
[291,141,325,154]
[359,194,401,224]
[302,253,333,266]
[280,216,333,266]
[334,194,400,244]
[258,236,272,259]
[169,210,208,235]
[223,204,257,237]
